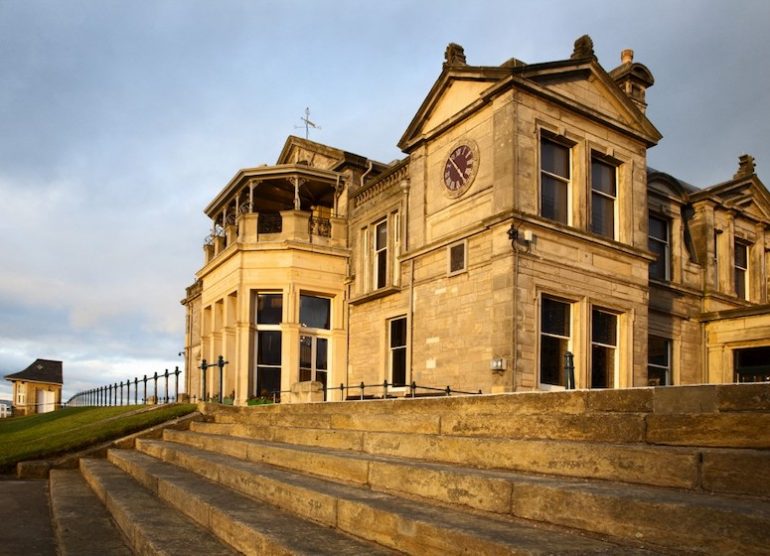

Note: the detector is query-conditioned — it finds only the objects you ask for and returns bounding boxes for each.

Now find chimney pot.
[621,49,634,64]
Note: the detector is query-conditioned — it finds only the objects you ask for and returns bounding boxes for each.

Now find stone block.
[330,413,440,434]
[646,413,770,448]
[701,448,770,498]
[653,385,718,414]
[440,413,645,443]
[717,383,770,411]
[584,388,653,413]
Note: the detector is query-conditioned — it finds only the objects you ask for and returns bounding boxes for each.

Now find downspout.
[360,160,373,188]
[511,92,520,392]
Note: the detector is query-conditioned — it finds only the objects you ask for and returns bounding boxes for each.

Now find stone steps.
[120,441,657,555]
[187,420,770,498]
[146,430,770,554]
[49,469,132,556]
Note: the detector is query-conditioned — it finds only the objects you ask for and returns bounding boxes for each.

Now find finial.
[571,34,595,60]
[621,49,634,64]
[444,43,467,68]
[734,154,756,179]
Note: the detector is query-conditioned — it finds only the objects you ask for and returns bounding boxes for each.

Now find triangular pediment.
[276,135,345,170]
[520,61,661,145]
[694,177,770,223]
[398,67,508,152]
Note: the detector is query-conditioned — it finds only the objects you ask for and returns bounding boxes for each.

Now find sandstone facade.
[182,37,770,405]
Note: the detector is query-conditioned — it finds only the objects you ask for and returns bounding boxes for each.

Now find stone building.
[4,359,63,415]
[181,36,770,405]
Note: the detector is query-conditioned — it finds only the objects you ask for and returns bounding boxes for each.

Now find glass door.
[299,335,328,399]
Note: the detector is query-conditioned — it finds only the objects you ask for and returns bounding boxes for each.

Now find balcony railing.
[204,210,346,263]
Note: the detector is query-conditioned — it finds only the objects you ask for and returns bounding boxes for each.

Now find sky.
[1,0,769,402]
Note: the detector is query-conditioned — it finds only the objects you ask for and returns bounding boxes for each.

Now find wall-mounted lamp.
[490,357,507,373]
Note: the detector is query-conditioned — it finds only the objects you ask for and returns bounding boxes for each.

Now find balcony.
[204,210,347,263]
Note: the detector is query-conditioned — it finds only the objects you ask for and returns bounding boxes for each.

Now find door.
[36,390,55,413]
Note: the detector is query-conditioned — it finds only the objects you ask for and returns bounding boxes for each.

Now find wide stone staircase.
[50,384,770,554]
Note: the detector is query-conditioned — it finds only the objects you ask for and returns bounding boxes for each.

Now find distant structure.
[5,359,63,415]
[181,37,770,405]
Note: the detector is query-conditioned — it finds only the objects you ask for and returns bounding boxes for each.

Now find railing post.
[143,375,148,404]
[134,377,138,405]
[564,351,575,390]
[359,381,364,401]
[410,381,416,398]
[174,366,180,402]
[383,380,388,399]
[217,355,228,404]
[445,385,451,396]
[340,383,344,402]
[153,371,158,403]
[164,369,169,404]
[119,381,123,406]
[200,359,208,402]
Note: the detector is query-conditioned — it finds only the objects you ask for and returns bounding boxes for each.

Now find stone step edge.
[187,420,770,498]
[138,441,770,551]
[49,469,132,556]
[104,448,396,555]
[117,444,655,556]
[78,458,236,555]
[147,433,770,553]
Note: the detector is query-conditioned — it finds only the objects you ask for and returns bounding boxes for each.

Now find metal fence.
[66,367,184,407]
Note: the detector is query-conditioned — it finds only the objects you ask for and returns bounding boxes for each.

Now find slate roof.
[5,359,63,385]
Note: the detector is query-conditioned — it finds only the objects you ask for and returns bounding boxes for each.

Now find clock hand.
[448,156,464,177]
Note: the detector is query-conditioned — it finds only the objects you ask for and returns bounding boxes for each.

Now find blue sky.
[1,0,769,401]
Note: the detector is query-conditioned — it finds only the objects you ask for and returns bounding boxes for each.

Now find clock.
[443,141,479,197]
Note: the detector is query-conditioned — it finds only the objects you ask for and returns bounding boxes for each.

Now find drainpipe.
[360,160,373,188]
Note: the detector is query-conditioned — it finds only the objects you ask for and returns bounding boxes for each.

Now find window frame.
[590,307,619,389]
[388,316,408,388]
[734,240,750,300]
[539,295,573,390]
[590,154,618,239]
[647,336,672,386]
[539,135,572,226]
[373,218,388,290]
[648,214,671,282]
[447,240,467,276]
[253,291,284,399]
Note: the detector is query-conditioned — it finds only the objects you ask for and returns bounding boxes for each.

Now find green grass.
[0,404,196,473]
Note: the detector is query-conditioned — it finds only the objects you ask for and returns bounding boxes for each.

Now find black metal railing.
[66,367,184,407]
[308,216,331,237]
[257,212,282,233]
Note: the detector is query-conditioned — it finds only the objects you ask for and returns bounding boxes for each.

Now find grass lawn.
[0,404,196,473]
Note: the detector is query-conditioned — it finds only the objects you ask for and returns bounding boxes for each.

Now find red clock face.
[444,144,475,193]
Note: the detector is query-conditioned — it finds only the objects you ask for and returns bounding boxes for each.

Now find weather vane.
[295,107,321,139]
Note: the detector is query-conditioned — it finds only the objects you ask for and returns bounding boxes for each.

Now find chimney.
[609,49,655,113]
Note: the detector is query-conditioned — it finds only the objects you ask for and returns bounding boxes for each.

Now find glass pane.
[591,159,616,196]
[299,335,312,368]
[541,139,569,178]
[257,331,282,365]
[591,345,615,388]
[300,295,331,329]
[256,366,281,398]
[316,338,328,371]
[390,318,407,348]
[257,293,282,324]
[735,268,746,299]
[648,336,670,367]
[376,220,387,250]
[540,336,567,386]
[377,251,388,289]
[592,310,617,346]
[649,215,667,241]
[591,193,614,237]
[450,243,465,272]
[735,242,748,268]
[315,370,327,392]
[541,297,569,336]
[392,347,407,386]
[647,366,668,386]
[541,175,568,224]
[649,239,667,280]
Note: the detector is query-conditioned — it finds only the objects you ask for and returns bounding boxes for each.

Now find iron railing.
[66,367,184,407]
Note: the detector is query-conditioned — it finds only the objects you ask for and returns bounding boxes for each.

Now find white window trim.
[538,294,573,391]
[590,307,620,389]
